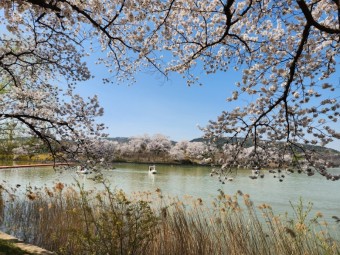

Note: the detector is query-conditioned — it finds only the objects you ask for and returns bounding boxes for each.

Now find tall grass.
[0,183,339,255]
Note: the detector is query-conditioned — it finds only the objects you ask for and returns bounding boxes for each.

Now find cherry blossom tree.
[85,139,120,167]
[140,0,340,180]
[129,135,150,153]
[1,1,107,165]
[170,140,189,162]
[186,142,208,162]
[1,1,339,179]
[146,134,172,160]
[170,140,208,163]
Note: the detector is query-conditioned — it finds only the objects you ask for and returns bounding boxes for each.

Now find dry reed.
[0,183,338,255]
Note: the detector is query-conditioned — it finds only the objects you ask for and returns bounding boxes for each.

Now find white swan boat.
[76,166,89,174]
[250,166,264,179]
[148,165,157,174]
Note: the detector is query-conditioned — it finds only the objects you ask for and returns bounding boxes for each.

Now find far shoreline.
[0,163,75,169]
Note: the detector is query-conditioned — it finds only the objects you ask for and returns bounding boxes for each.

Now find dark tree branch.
[252,23,311,128]
[297,0,340,34]
[24,0,61,12]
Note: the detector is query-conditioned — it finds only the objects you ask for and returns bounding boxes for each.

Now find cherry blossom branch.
[297,0,340,34]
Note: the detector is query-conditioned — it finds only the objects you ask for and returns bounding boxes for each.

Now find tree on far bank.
[146,134,172,161]
[1,1,339,179]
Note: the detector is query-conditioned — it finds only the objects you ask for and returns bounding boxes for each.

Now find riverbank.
[0,231,54,255]
[0,163,74,169]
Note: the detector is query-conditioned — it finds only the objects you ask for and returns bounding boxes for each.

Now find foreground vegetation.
[0,182,339,255]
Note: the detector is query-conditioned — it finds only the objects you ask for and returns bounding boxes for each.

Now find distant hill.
[190,137,253,148]
[107,137,177,145]
[107,137,130,143]
[190,137,339,154]
[108,136,338,154]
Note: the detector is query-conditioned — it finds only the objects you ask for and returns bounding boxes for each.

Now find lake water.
[0,163,339,222]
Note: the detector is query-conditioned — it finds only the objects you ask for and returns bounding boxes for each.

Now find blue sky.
[79,68,239,141]
[77,60,340,151]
